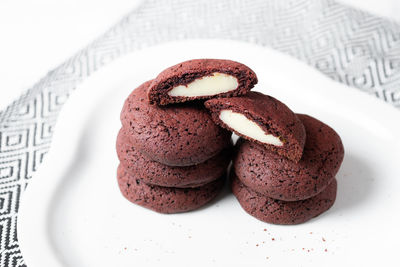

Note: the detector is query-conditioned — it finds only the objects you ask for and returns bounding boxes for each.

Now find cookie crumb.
[256,244,259,247]
[271,238,275,241]
[263,228,267,231]
[325,249,328,252]
[322,237,326,242]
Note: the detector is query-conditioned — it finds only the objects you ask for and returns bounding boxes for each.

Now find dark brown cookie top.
[117,164,225,214]
[148,59,258,105]
[234,114,344,201]
[231,173,337,225]
[205,92,306,162]
[120,80,232,166]
[116,128,232,188]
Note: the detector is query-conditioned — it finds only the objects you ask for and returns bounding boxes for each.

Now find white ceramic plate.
[18,40,400,267]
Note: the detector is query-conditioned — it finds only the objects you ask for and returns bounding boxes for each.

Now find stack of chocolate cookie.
[116,58,344,224]
[205,93,345,224]
[116,59,258,213]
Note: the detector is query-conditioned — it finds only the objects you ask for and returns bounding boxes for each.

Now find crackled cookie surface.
[121,80,232,166]
[116,128,232,188]
[234,114,344,201]
[117,165,225,213]
[232,173,337,225]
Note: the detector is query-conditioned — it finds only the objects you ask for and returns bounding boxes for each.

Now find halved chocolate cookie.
[205,92,306,162]
[148,59,257,105]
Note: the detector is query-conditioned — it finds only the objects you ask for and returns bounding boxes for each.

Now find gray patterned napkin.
[1,0,399,266]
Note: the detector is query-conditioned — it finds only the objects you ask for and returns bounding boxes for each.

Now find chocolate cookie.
[120,80,232,166]
[231,173,337,225]
[234,114,344,201]
[205,92,306,162]
[117,165,225,213]
[147,59,257,105]
[116,128,232,188]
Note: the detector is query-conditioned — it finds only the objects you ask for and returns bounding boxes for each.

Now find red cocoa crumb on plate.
[271,238,275,241]
[322,237,326,242]
[325,249,328,252]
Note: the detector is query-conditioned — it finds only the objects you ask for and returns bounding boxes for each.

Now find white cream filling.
[168,72,238,97]
[219,110,283,146]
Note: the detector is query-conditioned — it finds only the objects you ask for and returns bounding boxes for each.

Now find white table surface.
[0,0,399,112]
